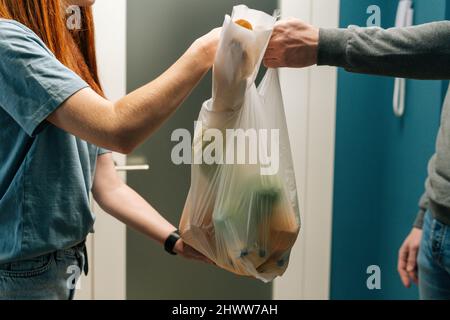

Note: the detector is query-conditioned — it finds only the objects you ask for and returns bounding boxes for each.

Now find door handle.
[115,165,150,172]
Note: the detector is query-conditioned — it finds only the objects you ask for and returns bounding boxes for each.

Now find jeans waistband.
[429,200,450,227]
[57,240,89,276]
[0,240,89,275]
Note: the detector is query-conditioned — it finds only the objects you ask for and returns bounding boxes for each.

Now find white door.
[273,0,339,300]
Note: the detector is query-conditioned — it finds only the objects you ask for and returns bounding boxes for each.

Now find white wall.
[90,0,127,300]
[274,0,339,300]
[93,0,127,102]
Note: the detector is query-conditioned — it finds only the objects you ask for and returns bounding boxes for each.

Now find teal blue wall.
[331,0,448,299]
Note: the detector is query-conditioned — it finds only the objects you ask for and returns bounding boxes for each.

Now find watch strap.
[164,230,181,255]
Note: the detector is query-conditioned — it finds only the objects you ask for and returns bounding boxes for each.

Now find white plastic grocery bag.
[180,5,300,282]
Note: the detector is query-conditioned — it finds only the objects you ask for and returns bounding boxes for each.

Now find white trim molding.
[75,0,127,300]
[92,0,127,300]
[274,0,339,300]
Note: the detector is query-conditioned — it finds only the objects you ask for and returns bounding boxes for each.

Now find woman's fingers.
[181,244,214,264]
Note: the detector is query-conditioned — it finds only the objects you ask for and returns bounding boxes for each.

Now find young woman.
[0,0,219,299]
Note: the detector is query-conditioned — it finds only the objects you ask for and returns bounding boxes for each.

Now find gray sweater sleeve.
[414,192,429,229]
[318,21,450,80]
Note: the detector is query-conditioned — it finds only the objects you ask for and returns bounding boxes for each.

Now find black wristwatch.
[164,230,181,255]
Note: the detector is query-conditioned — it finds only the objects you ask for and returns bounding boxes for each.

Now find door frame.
[273,0,340,300]
[75,0,128,300]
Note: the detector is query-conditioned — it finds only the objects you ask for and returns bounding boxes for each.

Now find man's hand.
[264,19,319,69]
[398,228,423,288]
[174,239,214,265]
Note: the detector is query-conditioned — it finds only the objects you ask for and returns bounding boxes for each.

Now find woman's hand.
[93,154,214,266]
[174,239,214,264]
[398,228,423,288]
[264,19,319,68]
[193,28,222,68]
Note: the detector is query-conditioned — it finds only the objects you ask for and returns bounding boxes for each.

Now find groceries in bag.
[180,5,300,282]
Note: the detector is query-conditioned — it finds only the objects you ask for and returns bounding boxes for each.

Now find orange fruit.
[235,19,253,30]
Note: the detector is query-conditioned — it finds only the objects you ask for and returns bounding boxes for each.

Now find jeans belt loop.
[82,242,89,276]
[75,240,89,276]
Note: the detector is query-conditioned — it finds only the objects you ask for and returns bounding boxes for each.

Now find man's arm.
[265,20,450,80]
[414,191,429,229]
[319,21,450,79]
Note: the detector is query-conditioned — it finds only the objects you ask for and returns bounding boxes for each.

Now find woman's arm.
[48,29,220,154]
[91,153,210,262]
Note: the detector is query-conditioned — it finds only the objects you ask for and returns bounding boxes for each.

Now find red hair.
[0,0,103,95]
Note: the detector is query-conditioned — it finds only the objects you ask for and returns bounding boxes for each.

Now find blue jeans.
[0,242,87,300]
[418,212,450,300]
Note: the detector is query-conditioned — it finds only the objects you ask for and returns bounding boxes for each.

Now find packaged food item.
[235,19,253,30]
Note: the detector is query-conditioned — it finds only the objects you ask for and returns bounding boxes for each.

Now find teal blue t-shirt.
[0,19,109,263]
